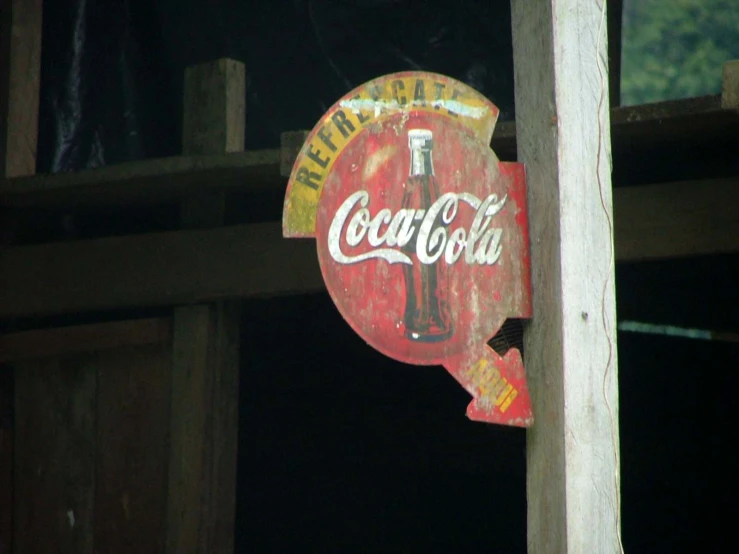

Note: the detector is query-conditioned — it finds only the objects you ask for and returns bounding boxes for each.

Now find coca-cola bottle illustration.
[401,129,454,342]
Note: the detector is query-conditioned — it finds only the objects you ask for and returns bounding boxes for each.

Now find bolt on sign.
[283,72,533,427]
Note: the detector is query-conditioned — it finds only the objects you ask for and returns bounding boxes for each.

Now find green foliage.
[621,0,739,105]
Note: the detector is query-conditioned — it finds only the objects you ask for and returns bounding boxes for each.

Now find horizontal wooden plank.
[2,97,736,209]
[0,178,736,319]
[0,149,281,207]
[0,222,322,319]
[0,317,172,363]
[612,94,722,125]
[611,95,738,145]
[614,178,739,262]
[0,124,514,208]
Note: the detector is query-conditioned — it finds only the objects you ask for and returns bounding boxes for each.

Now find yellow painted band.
[282,72,498,237]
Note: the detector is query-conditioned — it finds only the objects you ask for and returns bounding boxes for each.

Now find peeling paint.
[362,144,397,181]
[340,98,488,119]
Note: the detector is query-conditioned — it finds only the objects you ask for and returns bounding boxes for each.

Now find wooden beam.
[1,3,42,552]
[511,1,621,552]
[0,150,281,207]
[0,371,10,554]
[722,59,739,109]
[165,58,243,554]
[182,59,246,157]
[166,304,239,554]
[180,58,246,227]
[0,222,321,319]
[614,178,739,262]
[0,317,172,364]
[0,176,736,319]
[167,307,211,553]
[610,94,736,145]
[1,97,737,209]
[0,0,42,178]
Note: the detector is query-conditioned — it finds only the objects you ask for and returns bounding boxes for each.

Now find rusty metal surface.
[283,72,532,426]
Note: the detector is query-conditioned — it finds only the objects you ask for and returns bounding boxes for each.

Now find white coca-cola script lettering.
[328,191,507,266]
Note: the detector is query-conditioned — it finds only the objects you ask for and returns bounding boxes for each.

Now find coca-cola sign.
[283,72,533,427]
[328,191,507,267]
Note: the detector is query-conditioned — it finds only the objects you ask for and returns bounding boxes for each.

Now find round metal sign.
[283,72,533,426]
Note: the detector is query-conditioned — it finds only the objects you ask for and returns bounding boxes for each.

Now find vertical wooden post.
[181,58,246,228]
[0,371,12,554]
[721,60,739,109]
[510,1,621,553]
[182,58,246,156]
[0,0,42,178]
[165,58,244,554]
[1,1,42,552]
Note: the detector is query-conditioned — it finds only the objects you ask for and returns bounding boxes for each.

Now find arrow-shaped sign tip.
[447,345,534,427]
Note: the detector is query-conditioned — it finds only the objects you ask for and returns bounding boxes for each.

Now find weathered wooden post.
[722,60,739,109]
[511,1,622,552]
[1,1,42,552]
[166,58,244,554]
[0,0,41,179]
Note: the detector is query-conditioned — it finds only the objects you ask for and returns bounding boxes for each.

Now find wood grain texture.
[0,150,281,207]
[166,58,242,554]
[95,343,172,554]
[1,97,737,209]
[722,59,739,109]
[0,317,172,363]
[610,94,739,149]
[511,0,621,552]
[615,178,739,262]
[0,0,42,178]
[166,306,211,553]
[0,430,9,554]
[182,59,245,156]
[166,303,240,554]
[202,302,240,554]
[14,357,96,554]
[0,222,321,318]
[181,58,245,229]
[0,371,11,554]
[166,304,240,554]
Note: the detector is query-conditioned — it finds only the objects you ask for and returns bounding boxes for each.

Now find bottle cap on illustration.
[408,128,433,149]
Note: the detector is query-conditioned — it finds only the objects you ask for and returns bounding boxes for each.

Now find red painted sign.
[283,72,533,426]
